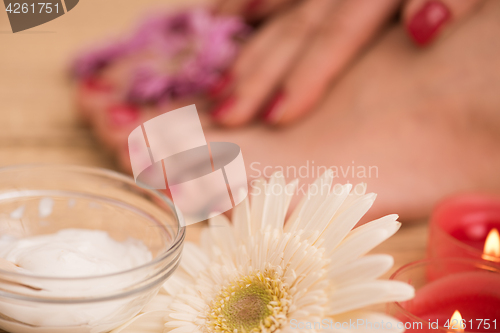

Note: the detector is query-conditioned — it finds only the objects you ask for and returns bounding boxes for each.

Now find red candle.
[409,272,500,332]
[387,258,500,333]
[428,194,500,265]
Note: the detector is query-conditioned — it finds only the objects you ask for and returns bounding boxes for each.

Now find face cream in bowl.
[0,165,185,333]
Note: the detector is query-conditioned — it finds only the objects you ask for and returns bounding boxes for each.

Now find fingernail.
[108,103,140,127]
[407,1,451,46]
[83,76,114,92]
[211,95,236,121]
[261,91,285,123]
[245,0,263,14]
[208,71,233,98]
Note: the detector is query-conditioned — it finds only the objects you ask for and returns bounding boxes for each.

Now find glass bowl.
[0,165,185,333]
[387,258,500,333]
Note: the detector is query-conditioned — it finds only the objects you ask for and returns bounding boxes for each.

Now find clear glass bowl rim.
[0,164,186,282]
[389,257,500,333]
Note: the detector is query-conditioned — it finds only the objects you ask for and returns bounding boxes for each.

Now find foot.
[199,0,500,221]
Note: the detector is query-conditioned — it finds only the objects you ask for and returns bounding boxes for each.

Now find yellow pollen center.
[206,269,291,333]
[223,284,272,331]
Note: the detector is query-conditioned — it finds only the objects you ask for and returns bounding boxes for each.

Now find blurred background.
[0,0,202,168]
[4,0,500,274]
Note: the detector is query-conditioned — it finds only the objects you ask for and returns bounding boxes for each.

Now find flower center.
[206,269,291,333]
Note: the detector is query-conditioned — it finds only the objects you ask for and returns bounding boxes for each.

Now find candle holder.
[387,258,500,333]
[428,193,500,265]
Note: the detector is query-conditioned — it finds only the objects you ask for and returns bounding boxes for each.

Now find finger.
[214,0,295,19]
[210,0,322,98]
[213,0,248,17]
[210,0,335,126]
[404,0,484,46]
[246,0,300,20]
[233,11,292,78]
[208,10,289,99]
[262,0,401,125]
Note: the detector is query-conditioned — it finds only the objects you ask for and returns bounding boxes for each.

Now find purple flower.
[72,41,130,79]
[72,8,250,105]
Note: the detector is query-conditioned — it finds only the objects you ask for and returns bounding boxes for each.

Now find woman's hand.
[209,0,484,127]
[209,0,401,126]
[213,0,298,21]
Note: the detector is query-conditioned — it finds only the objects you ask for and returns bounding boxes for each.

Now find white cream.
[0,229,152,277]
[0,229,154,331]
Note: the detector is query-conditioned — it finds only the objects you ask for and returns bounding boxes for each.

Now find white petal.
[168,325,200,333]
[301,184,353,242]
[328,281,415,315]
[329,222,400,267]
[327,255,394,288]
[322,193,376,255]
[110,310,167,333]
[179,242,210,278]
[169,302,199,315]
[336,183,368,215]
[261,171,288,231]
[232,194,251,241]
[284,179,299,216]
[168,312,198,321]
[164,321,198,328]
[331,311,406,333]
[208,214,237,257]
[162,272,191,297]
[285,170,333,233]
[250,178,267,233]
[175,294,207,312]
[142,294,173,312]
[348,214,400,239]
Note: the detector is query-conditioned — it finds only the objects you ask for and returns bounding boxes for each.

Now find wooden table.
[0,0,429,327]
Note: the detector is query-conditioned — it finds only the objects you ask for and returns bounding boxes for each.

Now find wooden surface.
[0,0,429,321]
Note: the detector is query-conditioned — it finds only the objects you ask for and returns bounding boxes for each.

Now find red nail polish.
[211,96,236,120]
[407,1,451,46]
[208,72,233,99]
[261,91,285,123]
[108,103,140,127]
[83,76,114,92]
[245,0,262,15]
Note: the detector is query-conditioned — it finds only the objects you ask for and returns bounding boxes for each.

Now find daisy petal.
[329,221,401,267]
[162,272,191,296]
[336,183,368,215]
[284,179,299,217]
[261,172,287,231]
[232,192,251,241]
[285,170,333,233]
[169,302,199,315]
[179,242,210,278]
[322,193,376,255]
[110,310,167,333]
[327,254,394,288]
[348,214,400,239]
[301,184,353,241]
[164,320,198,328]
[208,214,237,256]
[331,310,406,333]
[168,325,200,333]
[142,294,173,312]
[328,281,415,315]
[250,178,266,232]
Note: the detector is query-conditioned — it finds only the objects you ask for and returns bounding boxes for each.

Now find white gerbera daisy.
[112,171,414,333]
